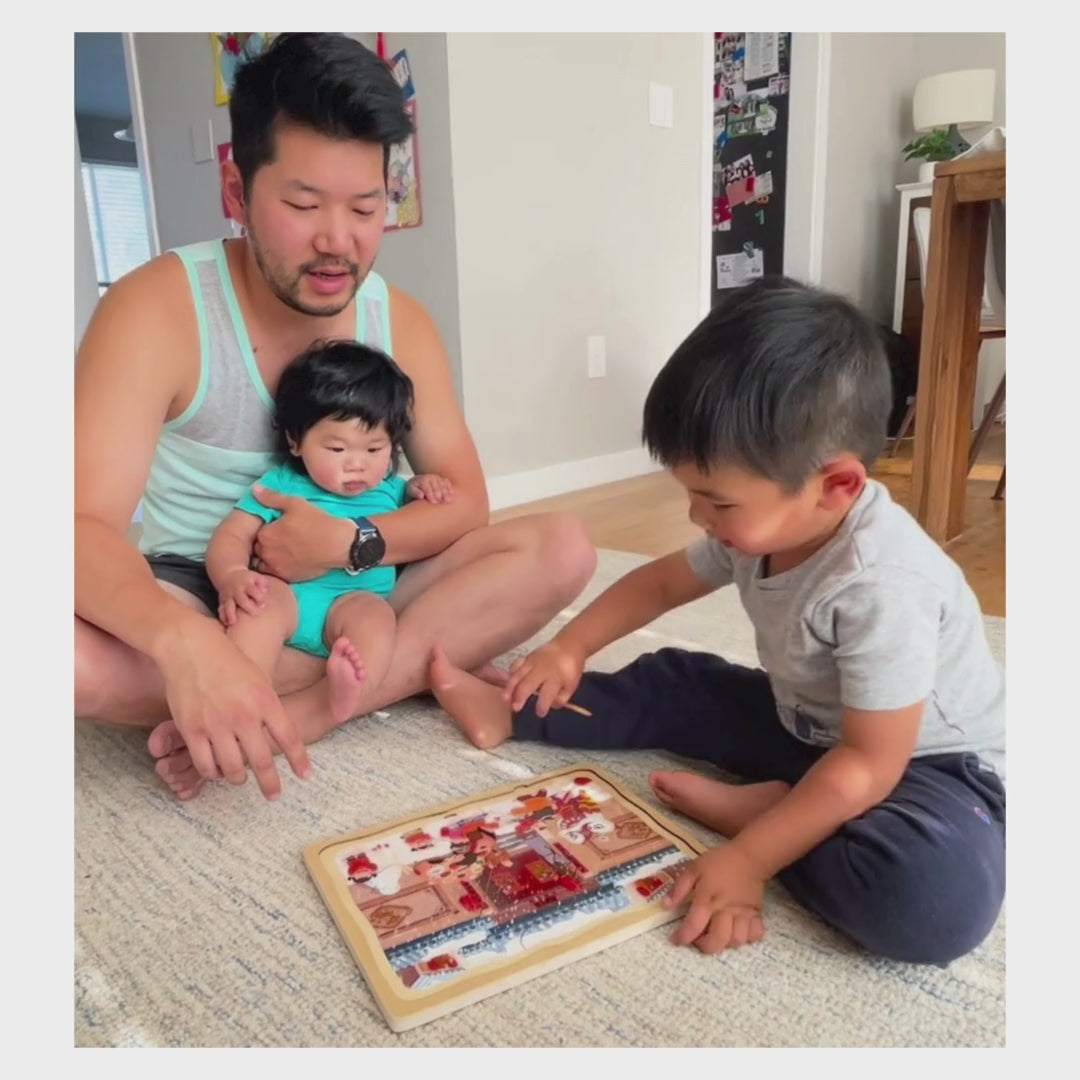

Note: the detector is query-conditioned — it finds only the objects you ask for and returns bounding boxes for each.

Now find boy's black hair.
[228,33,414,195]
[274,341,414,475]
[642,276,892,491]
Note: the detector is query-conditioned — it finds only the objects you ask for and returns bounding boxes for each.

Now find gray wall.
[364,34,463,404]
[133,32,234,250]
[446,33,704,481]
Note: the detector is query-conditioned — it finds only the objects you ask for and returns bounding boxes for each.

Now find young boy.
[428,277,1005,967]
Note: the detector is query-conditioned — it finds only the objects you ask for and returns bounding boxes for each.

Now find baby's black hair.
[274,340,414,475]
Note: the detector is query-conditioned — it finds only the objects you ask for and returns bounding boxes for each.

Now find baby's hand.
[217,568,270,627]
[407,474,455,504]
[504,639,585,717]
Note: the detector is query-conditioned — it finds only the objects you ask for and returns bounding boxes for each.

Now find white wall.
[446,32,705,486]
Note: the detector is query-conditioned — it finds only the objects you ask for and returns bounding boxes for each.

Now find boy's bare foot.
[148,721,207,801]
[326,637,367,726]
[649,770,790,837]
[429,645,514,749]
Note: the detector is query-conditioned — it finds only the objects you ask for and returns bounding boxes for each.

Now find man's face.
[242,123,388,317]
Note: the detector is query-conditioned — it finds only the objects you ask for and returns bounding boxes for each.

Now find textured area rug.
[74,548,1005,1047]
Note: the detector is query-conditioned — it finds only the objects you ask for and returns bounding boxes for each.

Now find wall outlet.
[649,82,674,128]
[587,335,606,379]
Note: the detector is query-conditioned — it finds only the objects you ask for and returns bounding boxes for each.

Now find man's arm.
[75,257,308,799]
[251,288,488,580]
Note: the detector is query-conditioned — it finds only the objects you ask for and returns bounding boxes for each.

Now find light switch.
[649,82,674,128]
[191,119,214,163]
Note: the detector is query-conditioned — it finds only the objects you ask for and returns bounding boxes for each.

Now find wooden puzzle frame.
[304,764,704,1032]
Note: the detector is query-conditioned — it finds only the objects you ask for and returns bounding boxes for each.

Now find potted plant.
[902,128,956,183]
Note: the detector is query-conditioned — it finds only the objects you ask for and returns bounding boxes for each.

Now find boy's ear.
[285,433,301,457]
[817,456,866,510]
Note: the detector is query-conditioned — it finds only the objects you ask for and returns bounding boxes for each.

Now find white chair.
[889,202,1006,499]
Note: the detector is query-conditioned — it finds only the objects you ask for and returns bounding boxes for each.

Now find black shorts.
[146,553,218,613]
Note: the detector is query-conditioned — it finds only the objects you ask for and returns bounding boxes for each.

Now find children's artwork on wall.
[384,49,421,231]
[211,34,276,106]
[304,764,703,1031]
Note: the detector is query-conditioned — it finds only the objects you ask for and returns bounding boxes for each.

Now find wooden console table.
[910,150,1005,544]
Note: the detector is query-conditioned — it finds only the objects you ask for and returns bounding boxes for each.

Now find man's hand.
[217,567,270,626]
[407,473,455,505]
[664,844,766,955]
[250,485,353,582]
[503,639,586,717]
[157,618,311,800]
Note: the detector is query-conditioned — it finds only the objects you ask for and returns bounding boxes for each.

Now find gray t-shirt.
[685,480,1005,778]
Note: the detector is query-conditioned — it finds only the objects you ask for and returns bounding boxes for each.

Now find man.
[75,33,596,802]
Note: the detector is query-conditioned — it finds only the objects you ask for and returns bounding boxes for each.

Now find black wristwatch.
[345,516,386,575]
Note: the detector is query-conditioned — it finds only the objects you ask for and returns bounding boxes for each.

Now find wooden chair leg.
[888,397,918,456]
[992,465,1005,500]
[968,373,1006,472]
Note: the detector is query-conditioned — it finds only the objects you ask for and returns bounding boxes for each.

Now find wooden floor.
[492,424,1005,617]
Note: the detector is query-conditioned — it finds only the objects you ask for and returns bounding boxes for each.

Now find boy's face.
[290,418,393,496]
[672,458,865,560]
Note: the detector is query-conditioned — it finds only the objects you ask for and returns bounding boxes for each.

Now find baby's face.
[291,418,393,496]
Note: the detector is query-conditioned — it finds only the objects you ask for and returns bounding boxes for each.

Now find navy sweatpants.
[512,648,1005,966]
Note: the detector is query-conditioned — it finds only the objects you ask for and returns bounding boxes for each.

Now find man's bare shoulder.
[77,251,201,411]
[100,251,193,326]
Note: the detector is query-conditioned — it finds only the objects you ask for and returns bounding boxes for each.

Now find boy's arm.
[555,549,717,660]
[727,701,924,878]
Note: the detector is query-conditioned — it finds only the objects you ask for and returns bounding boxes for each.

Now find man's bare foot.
[148,720,208,801]
[429,645,514,749]
[649,770,790,837]
[326,637,367,726]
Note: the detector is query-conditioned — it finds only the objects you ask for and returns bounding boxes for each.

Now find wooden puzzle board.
[304,764,704,1031]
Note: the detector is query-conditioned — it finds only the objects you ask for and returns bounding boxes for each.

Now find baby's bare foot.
[147,720,208,801]
[327,637,367,726]
[429,645,513,749]
[649,770,789,837]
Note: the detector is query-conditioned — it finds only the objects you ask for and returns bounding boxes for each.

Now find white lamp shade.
[912,68,995,132]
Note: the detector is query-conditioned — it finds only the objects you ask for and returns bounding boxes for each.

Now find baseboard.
[486,447,661,512]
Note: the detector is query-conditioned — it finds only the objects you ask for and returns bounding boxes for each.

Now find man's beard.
[247,222,368,317]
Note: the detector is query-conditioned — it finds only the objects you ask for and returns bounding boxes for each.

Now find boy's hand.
[664,844,766,955]
[504,640,585,717]
[407,473,455,504]
[217,568,270,627]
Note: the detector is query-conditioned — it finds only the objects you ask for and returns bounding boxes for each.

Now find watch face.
[352,531,387,571]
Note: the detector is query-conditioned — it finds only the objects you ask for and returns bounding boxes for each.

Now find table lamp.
[912,68,995,156]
